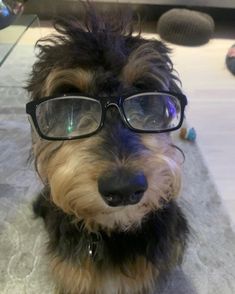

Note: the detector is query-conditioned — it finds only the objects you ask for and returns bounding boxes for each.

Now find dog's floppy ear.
[122,38,182,93]
[142,39,182,93]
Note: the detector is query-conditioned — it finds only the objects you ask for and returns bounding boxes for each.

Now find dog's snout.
[98,170,148,207]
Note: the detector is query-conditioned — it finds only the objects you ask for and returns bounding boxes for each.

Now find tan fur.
[31,67,94,181]
[31,62,182,231]
[122,43,170,90]
[35,129,182,232]
[43,68,93,96]
[91,133,182,231]
[51,255,158,294]
[33,140,63,183]
[46,137,111,222]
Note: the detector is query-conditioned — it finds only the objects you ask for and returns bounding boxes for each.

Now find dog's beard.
[34,134,182,232]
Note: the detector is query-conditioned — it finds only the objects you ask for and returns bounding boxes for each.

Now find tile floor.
[15,18,235,229]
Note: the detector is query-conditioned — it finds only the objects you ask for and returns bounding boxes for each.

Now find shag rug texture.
[0,44,235,294]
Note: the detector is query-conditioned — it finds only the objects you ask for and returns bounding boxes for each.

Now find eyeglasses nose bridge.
[103,95,121,108]
[103,100,125,120]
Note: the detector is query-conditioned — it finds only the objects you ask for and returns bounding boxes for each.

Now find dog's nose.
[98,170,148,207]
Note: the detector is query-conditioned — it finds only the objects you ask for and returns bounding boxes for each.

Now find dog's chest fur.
[34,189,188,294]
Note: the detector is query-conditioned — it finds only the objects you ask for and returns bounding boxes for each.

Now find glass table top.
[0,14,38,66]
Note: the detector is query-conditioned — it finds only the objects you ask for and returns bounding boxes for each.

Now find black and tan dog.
[26,6,189,294]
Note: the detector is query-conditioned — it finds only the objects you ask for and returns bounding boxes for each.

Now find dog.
[26,6,189,294]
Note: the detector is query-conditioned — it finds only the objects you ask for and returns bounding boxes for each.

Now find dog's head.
[26,7,187,231]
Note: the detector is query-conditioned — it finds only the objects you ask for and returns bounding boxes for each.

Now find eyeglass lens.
[35,93,182,138]
[36,97,102,138]
[123,93,181,131]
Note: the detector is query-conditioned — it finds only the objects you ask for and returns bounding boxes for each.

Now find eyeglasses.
[26,92,187,141]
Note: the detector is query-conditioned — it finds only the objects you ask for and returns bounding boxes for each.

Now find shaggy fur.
[27,5,189,294]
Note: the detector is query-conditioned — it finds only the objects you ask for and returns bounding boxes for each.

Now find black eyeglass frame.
[26,91,188,141]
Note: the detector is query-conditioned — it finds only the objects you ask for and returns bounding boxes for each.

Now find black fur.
[33,189,188,274]
[26,6,180,100]
[28,7,189,291]
[98,119,148,161]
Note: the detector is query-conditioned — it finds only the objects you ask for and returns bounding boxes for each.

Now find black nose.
[98,169,148,207]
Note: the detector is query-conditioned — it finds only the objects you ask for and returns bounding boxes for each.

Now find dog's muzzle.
[98,169,148,207]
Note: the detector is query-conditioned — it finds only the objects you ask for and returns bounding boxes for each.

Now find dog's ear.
[144,39,182,93]
[122,38,182,93]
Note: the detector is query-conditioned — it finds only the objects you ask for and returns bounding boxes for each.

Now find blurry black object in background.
[0,0,27,29]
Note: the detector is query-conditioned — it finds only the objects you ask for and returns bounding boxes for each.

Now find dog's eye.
[123,93,180,131]
[36,97,102,138]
